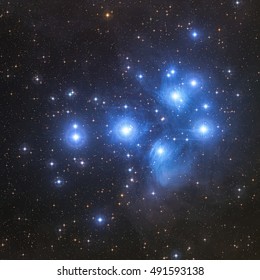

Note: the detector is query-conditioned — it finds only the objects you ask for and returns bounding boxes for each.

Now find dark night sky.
[0,0,260,259]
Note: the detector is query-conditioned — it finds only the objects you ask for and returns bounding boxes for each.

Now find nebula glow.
[149,140,193,187]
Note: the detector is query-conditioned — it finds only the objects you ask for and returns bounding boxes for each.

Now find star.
[66,89,76,98]
[157,147,165,155]
[171,91,182,102]
[65,123,86,148]
[19,144,30,155]
[194,121,213,139]
[121,125,133,136]
[95,216,105,225]
[54,177,65,187]
[190,79,198,87]
[71,133,80,142]
[192,31,198,38]
[199,125,208,134]
[166,69,176,78]
[47,159,57,169]
[113,118,139,143]
[168,89,186,109]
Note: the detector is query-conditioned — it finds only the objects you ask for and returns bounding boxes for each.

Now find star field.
[0,0,260,260]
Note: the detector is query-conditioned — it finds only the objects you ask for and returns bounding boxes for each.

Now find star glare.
[114,118,139,143]
[66,89,76,98]
[95,216,105,225]
[190,79,198,87]
[199,125,208,134]
[171,250,182,260]
[169,89,186,109]
[194,121,213,139]
[47,159,57,169]
[121,125,133,136]
[72,133,80,141]
[65,123,86,148]
[166,69,176,78]
[150,141,170,164]
[54,177,65,187]
[192,31,198,38]
[171,91,182,102]
[157,147,165,156]
[19,144,30,155]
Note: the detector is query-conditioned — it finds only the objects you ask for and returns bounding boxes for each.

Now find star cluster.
[1,0,259,260]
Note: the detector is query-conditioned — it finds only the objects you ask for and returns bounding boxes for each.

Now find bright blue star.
[19,143,30,155]
[150,141,170,164]
[166,69,176,78]
[199,125,208,134]
[192,31,198,38]
[54,177,65,187]
[157,147,165,156]
[171,91,182,102]
[72,133,80,141]
[193,121,214,139]
[121,125,133,136]
[47,159,57,169]
[66,88,76,98]
[95,216,105,225]
[65,123,86,148]
[168,89,186,109]
[114,118,139,143]
[203,103,209,109]
[190,79,198,87]
[159,83,187,110]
